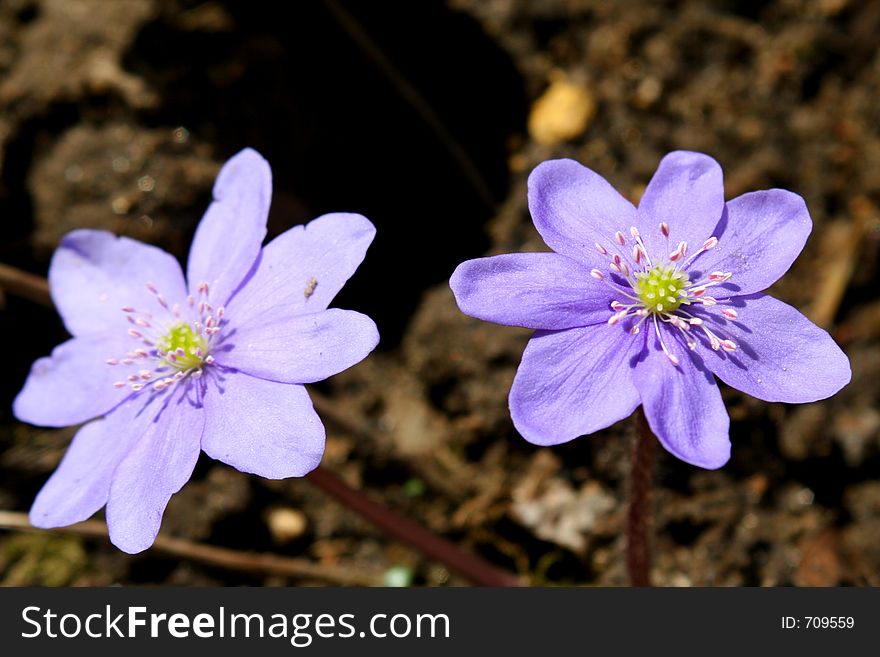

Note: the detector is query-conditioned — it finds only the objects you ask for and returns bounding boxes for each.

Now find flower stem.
[307,466,522,587]
[627,408,655,587]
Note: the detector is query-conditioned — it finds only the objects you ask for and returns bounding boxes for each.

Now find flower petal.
[527,159,637,266]
[450,253,616,330]
[635,151,724,258]
[218,308,378,384]
[49,230,186,336]
[691,190,812,297]
[14,333,137,427]
[698,293,851,403]
[509,323,643,446]
[186,148,271,307]
[106,387,205,554]
[227,212,375,322]
[201,373,324,479]
[29,399,144,528]
[633,330,731,469]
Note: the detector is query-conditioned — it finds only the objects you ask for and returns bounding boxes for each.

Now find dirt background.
[1,0,879,586]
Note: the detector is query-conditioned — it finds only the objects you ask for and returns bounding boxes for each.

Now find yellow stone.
[528,79,596,146]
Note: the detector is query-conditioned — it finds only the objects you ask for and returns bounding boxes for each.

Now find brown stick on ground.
[626,409,655,587]
[0,263,52,308]
[0,511,380,586]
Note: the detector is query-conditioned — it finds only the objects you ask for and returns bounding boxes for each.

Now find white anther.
[615,231,626,245]
[690,286,707,297]
[192,369,203,379]
[172,303,181,317]
[113,381,127,388]
[595,243,607,255]
[610,300,625,310]
[127,374,138,382]
[131,383,144,392]
[156,295,168,308]
[121,305,135,313]
[666,353,680,366]
[720,340,737,352]
[688,318,704,326]
[146,282,157,294]
[106,358,119,366]
[630,226,640,238]
[175,347,186,357]
[590,269,605,281]
[122,358,134,365]
[701,236,719,251]
[217,307,225,318]
[135,318,150,328]
[660,222,669,237]
[700,297,717,306]
[630,326,641,335]
[205,355,215,365]
[187,295,194,308]
[128,329,142,339]
[721,308,738,320]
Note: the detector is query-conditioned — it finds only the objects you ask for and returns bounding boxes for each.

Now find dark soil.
[1,0,878,586]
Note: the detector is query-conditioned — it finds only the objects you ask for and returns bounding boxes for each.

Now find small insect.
[304,276,318,300]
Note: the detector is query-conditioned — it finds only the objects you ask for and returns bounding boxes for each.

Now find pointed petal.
[13,333,137,427]
[509,324,643,446]
[202,374,324,479]
[29,400,144,528]
[450,253,616,330]
[49,230,186,336]
[217,308,378,384]
[527,159,637,267]
[106,387,205,554]
[698,293,851,403]
[632,329,731,469]
[635,151,725,258]
[227,212,375,322]
[187,148,271,306]
[691,190,812,297]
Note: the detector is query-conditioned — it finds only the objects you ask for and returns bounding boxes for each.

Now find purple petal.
[633,330,731,469]
[509,323,644,446]
[29,399,144,528]
[692,190,812,297]
[106,388,205,554]
[635,151,724,258]
[14,333,136,427]
[227,212,375,321]
[450,253,616,330]
[698,293,851,403]
[218,308,378,384]
[201,373,324,478]
[186,148,271,307]
[49,230,186,336]
[527,159,637,266]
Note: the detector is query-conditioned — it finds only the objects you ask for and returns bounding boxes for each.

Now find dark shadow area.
[122,0,527,347]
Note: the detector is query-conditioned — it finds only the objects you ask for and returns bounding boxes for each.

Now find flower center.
[589,224,739,366]
[107,280,222,394]
[634,264,689,314]
[156,322,208,372]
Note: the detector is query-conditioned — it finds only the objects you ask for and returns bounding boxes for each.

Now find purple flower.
[14,148,379,553]
[450,152,851,469]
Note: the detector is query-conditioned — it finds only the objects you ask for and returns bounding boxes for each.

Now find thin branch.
[0,511,379,586]
[0,262,52,308]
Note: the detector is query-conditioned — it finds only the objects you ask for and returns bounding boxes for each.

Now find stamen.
[721,308,738,320]
[701,237,719,251]
[595,243,607,255]
[615,231,626,246]
[590,269,605,281]
[720,339,737,352]
[106,358,119,366]
[660,222,669,237]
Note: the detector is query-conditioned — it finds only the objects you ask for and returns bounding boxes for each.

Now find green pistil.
[634,265,689,313]
[157,322,207,371]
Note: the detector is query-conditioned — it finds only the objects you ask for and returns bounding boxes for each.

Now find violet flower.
[450,151,850,469]
[14,148,379,553]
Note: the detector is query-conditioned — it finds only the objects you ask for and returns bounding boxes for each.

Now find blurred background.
[1,0,878,586]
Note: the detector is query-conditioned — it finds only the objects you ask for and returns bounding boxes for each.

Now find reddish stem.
[626,409,655,587]
[307,466,521,587]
